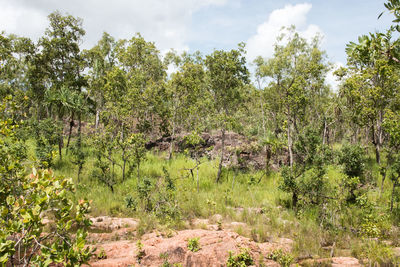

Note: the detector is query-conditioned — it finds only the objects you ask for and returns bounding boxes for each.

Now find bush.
[226,248,254,267]
[267,249,294,267]
[187,237,201,252]
[338,144,366,179]
[0,98,93,265]
[352,239,397,266]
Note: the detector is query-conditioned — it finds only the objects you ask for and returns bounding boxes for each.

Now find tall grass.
[25,137,400,262]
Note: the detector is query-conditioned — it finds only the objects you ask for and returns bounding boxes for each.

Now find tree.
[383,89,400,211]
[0,97,93,266]
[344,29,400,163]
[166,51,208,159]
[37,11,86,160]
[205,43,249,183]
[256,27,330,169]
[85,32,117,131]
[115,34,167,136]
[70,93,89,182]
[126,133,147,182]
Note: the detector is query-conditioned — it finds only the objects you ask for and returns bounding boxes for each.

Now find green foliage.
[70,129,87,181]
[4,8,400,266]
[136,168,180,221]
[226,248,254,267]
[267,249,294,267]
[91,131,118,192]
[126,133,147,180]
[352,239,397,266]
[187,237,201,252]
[0,97,93,265]
[0,168,94,266]
[97,248,107,259]
[383,0,400,24]
[136,240,145,263]
[338,144,366,179]
[32,118,61,167]
[356,194,391,238]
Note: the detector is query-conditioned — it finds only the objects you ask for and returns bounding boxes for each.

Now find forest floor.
[85,215,363,267]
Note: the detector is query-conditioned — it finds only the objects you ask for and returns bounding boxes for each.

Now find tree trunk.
[287,121,293,168]
[58,134,63,161]
[292,191,298,208]
[375,143,381,165]
[122,158,126,181]
[374,111,384,164]
[66,112,75,155]
[323,119,327,145]
[95,109,100,131]
[168,111,176,160]
[197,165,200,193]
[380,168,386,197]
[216,128,225,183]
[77,165,82,183]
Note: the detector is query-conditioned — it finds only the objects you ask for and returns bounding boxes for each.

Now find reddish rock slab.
[90,229,291,267]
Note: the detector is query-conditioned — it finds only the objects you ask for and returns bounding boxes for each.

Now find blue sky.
[188,0,394,64]
[0,0,394,76]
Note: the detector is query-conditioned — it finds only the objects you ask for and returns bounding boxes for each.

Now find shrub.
[352,239,397,266]
[187,237,201,252]
[136,240,145,263]
[226,248,254,267]
[338,144,366,179]
[267,249,294,267]
[0,98,93,266]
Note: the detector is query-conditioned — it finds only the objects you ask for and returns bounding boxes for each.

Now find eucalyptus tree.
[255,28,330,207]
[116,33,167,136]
[36,11,86,160]
[343,29,400,164]
[85,32,117,130]
[165,51,208,159]
[103,65,135,181]
[70,92,89,182]
[205,43,250,183]
[256,27,330,168]
[0,33,34,99]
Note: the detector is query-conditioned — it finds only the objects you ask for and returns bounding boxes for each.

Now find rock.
[331,257,361,266]
[300,257,361,267]
[210,214,223,223]
[90,229,292,267]
[90,216,138,232]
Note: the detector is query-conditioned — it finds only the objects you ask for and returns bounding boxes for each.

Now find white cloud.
[326,62,344,92]
[246,3,323,62]
[0,0,227,51]
[0,1,47,38]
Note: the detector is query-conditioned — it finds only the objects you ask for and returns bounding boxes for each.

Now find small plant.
[217,220,223,231]
[226,248,254,267]
[125,196,137,210]
[187,237,201,252]
[267,249,294,267]
[160,252,171,267]
[97,248,107,259]
[136,240,145,263]
[352,239,398,266]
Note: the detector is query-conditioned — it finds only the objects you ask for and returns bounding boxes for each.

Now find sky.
[0,0,395,88]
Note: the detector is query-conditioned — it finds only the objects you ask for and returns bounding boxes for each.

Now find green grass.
[24,137,400,264]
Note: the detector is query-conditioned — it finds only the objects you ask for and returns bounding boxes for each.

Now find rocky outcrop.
[145,131,281,170]
[90,229,291,267]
